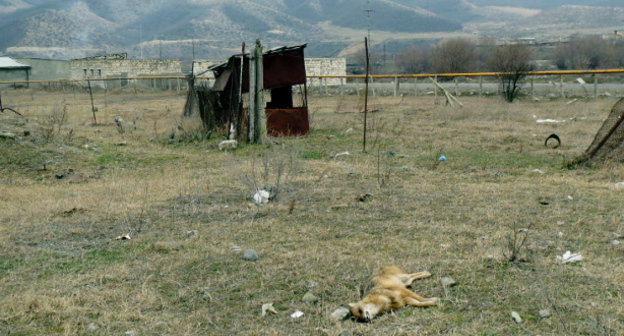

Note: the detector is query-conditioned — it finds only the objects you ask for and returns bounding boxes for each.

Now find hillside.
[0,0,622,59]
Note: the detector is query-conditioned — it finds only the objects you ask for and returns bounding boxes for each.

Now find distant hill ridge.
[0,0,620,59]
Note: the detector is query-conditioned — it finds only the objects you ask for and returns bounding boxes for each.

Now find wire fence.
[1,69,624,100]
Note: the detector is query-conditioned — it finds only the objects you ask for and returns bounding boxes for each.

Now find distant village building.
[305,58,347,86]
[2,53,345,89]
[192,57,347,86]
[70,54,182,83]
[0,57,31,88]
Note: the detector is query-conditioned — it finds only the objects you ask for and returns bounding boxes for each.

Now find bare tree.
[348,48,383,75]
[554,35,617,69]
[430,38,477,74]
[488,43,534,103]
[396,45,431,74]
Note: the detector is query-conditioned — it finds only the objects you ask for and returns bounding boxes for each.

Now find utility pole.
[364,0,374,45]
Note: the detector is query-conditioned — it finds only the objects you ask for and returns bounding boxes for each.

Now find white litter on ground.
[536,119,566,124]
[557,251,582,264]
[253,189,270,205]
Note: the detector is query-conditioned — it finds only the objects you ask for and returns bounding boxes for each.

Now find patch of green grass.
[52,248,124,275]
[301,149,328,160]
[0,256,23,275]
[449,149,560,170]
[95,148,134,166]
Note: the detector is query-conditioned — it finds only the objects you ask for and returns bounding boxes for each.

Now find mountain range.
[0,0,622,60]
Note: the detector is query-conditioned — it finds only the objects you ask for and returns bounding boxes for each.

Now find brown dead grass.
[1,87,623,335]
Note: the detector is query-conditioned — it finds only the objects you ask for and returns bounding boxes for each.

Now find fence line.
[1,68,623,98]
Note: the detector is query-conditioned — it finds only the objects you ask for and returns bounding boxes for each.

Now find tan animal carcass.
[349,266,439,322]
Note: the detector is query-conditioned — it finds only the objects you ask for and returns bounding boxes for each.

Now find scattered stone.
[334,151,350,159]
[511,311,522,323]
[345,128,354,133]
[186,230,198,239]
[565,195,574,201]
[125,331,137,336]
[438,155,446,161]
[261,302,277,316]
[612,240,620,246]
[615,182,624,189]
[329,306,351,321]
[613,233,623,239]
[218,139,238,151]
[307,280,319,289]
[302,292,319,303]
[86,322,98,332]
[243,249,259,262]
[440,276,457,288]
[291,310,304,319]
[539,309,551,318]
[230,245,242,253]
[357,192,372,202]
[532,169,545,174]
[115,233,131,240]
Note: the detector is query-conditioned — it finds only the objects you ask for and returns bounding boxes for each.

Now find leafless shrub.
[41,104,72,143]
[488,43,533,103]
[236,150,298,203]
[502,222,534,263]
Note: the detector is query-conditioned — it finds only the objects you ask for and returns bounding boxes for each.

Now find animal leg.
[399,287,438,303]
[405,296,439,307]
[400,271,431,286]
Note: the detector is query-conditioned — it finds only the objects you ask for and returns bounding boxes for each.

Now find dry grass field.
[1,87,623,335]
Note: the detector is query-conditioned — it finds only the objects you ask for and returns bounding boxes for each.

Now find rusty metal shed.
[210,44,309,138]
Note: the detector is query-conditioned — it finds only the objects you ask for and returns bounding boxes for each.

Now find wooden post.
[530,77,534,99]
[363,37,370,153]
[87,79,97,125]
[434,75,438,105]
[414,78,418,96]
[248,39,265,144]
[454,78,459,97]
[479,76,483,96]
[560,75,565,98]
[394,76,399,97]
[370,76,375,97]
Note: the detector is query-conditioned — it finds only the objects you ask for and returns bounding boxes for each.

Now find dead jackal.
[349,266,439,322]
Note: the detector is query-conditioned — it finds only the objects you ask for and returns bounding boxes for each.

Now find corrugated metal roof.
[0,57,30,69]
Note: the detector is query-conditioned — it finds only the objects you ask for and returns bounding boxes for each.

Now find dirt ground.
[1,87,623,335]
